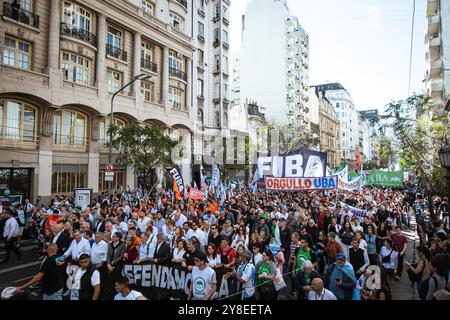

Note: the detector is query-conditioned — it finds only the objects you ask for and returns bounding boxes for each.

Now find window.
[141,80,154,102]
[52,110,87,148]
[169,12,184,32]
[222,5,229,20]
[222,55,228,73]
[214,28,220,42]
[198,0,204,9]
[214,82,220,99]
[169,87,184,110]
[0,100,37,143]
[61,52,90,85]
[21,0,32,12]
[198,22,205,38]
[98,168,125,192]
[141,41,153,62]
[223,112,228,128]
[52,164,88,194]
[107,70,121,93]
[223,84,228,99]
[197,49,204,66]
[141,0,154,14]
[99,117,126,146]
[63,1,91,31]
[215,111,220,127]
[197,109,203,123]
[107,26,122,49]
[215,5,220,17]
[197,79,204,97]
[169,50,182,71]
[222,30,228,44]
[3,37,32,70]
[215,54,220,72]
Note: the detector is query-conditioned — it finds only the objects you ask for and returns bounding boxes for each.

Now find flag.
[252,182,258,195]
[188,188,205,200]
[336,165,349,183]
[173,180,182,201]
[356,149,361,172]
[211,164,220,187]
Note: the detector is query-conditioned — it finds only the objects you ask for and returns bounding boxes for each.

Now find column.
[162,46,170,113]
[88,141,100,194]
[48,0,60,69]
[181,130,192,186]
[186,57,193,118]
[126,166,135,190]
[96,14,107,94]
[38,136,53,200]
[133,32,142,94]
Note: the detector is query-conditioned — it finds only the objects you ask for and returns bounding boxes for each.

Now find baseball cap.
[336,253,346,261]
[1,287,16,300]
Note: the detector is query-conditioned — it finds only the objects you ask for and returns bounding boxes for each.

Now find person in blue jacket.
[325,253,357,300]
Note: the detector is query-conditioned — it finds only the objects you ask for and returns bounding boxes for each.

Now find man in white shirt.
[173,209,187,228]
[308,278,337,300]
[64,230,91,263]
[188,253,217,300]
[2,210,21,263]
[186,222,206,247]
[91,232,108,267]
[137,211,150,234]
[134,231,157,264]
[114,276,147,300]
[70,254,101,300]
[234,251,256,300]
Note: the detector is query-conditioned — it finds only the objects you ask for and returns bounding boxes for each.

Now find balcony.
[222,42,229,50]
[426,0,439,17]
[61,23,96,46]
[169,67,186,81]
[197,34,205,42]
[213,39,220,47]
[3,2,39,28]
[174,0,187,9]
[426,57,442,79]
[198,8,205,17]
[106,44,128,62]
[426,14,440,36]
[429,35,441,49]
[141,58,157,73]
[426,78,443,98]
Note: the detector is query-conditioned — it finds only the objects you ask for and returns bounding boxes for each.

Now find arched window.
[197,109,203,124]
[52,110,87,148]
[99,117,126,146]
[215,111,220,128]
[0,99,37,145]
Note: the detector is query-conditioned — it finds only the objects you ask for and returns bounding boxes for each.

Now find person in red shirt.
[45,210,61,229]
[124,236,138,264]
[216,237,236,272]
[390,226,407,280]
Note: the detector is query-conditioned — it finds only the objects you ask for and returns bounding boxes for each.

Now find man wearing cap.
[325,253,357,300]
[220,219,234,238]
[188,252,217,300]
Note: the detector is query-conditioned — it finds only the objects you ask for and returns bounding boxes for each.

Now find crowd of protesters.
[1,184,449,301]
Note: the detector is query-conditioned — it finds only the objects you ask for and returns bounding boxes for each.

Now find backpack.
[418,276,437,300]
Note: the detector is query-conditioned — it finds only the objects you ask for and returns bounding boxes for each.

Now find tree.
[265,122,320,155]
[373,135,395,169]
[108,124,178,190]
[375,94,450,194]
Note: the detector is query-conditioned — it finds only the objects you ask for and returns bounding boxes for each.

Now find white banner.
[338,175,363,191]
[211,164,220,187]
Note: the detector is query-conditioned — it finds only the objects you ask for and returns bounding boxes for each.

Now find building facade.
[0,0,230,202]
[359,109,379,163]
[424,0,450,109]
[314,83,360,169]
[312,88,341,169]
[237,0,309,128]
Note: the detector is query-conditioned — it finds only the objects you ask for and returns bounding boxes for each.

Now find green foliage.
[376,94,450,194]
[107,124,178,188]
[373,135,395,169]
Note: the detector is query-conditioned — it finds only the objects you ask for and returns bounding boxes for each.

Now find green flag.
[363,169,404,188]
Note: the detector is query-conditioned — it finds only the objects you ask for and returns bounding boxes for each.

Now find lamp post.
[438,143,450,214]
[108,73,152,200]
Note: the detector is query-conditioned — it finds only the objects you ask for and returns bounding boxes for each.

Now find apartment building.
[0,0,230,202]
[238,0,309,128]
[424,0,450,109]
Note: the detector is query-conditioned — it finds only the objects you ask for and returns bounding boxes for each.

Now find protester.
[188,252,217,300]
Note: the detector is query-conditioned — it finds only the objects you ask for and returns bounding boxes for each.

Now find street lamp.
[438,143,450,206]
[108,73,152,199]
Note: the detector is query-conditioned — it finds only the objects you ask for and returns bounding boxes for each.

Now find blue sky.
[230,0,427,112]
